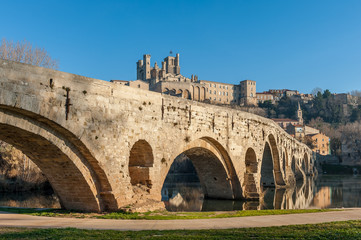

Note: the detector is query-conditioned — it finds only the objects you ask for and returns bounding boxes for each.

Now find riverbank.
[0,207,332,220]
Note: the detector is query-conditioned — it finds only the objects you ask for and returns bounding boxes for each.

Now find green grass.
[0,207,335,220]
[98,209,333,220]
[1,220,361,239]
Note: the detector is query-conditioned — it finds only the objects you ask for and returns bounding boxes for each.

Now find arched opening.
[163,88,170,94]
[0,108,116,212]
[193,86,200,101]
[244,148,259,199]
[183,89,191,99]
[161,137,241,211]
[128,140,154,189]
[200,87,206,101]
[176,89,183,97]
[170,89,177,96]
[261,142,275,188]
[267,135,285,186]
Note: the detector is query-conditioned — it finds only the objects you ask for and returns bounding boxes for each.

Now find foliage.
[0,38,58,69]
[1,220,361,239]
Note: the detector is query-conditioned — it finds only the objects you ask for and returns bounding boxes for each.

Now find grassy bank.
[1,220,361,239]
[0,207,334,220]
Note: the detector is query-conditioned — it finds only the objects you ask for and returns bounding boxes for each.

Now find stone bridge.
[0,60,315,212]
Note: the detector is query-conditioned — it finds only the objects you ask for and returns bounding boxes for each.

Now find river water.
[161,174,361,211]
[1,174,361,211]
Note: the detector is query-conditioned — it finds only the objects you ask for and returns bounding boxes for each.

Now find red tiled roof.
[271,118,298,122]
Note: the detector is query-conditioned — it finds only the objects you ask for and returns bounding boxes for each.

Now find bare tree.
[349,90,361,98]
[311,87,323,96]
[0,38,58,69]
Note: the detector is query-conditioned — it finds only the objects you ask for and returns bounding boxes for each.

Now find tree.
[0,38,58,69]
[311,87,323,96]
[322,89,332,99]
[349,90,361,98]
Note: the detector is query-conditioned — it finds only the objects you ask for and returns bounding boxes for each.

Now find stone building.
[240,80,257,106]
[308,133,330,155]
[200,80,240,105]
[257,91,275,104]
[118,53,258,106]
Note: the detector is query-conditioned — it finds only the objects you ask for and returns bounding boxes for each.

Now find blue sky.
[1,0,361,93]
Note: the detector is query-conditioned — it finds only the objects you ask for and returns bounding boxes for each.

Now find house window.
[209,90,212,94]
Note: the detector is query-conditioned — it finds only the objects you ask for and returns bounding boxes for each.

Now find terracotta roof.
[271,118,298,122]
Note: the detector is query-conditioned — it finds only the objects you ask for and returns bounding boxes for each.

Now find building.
[114,53,257,106]
[256,91,275,104]
[308,133,330,155]
[286,124,305,140]
[239,80,257,106]
[200,80,240,105]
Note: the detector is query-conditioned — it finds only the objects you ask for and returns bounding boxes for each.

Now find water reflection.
[1,175,361,211]
[162,174,361,212]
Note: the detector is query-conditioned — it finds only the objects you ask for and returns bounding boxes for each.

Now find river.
[1,174,361,211]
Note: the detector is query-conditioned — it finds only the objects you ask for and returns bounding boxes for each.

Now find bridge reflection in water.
[161,173,361,212]
[161,177,315,211]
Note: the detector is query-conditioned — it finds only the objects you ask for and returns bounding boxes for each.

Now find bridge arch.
[162,137,242,200]
[128,139,154,189]
[243,148,259,199]
[260,134,285,188]
[0,107,117,212]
